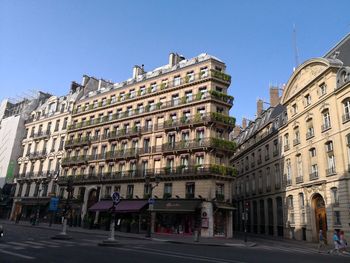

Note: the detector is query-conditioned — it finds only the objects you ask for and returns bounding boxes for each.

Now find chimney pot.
[270,86,280,107]
[257,99,264,117]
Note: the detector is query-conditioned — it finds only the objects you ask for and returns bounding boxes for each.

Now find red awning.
[112,200,148,213]
[89,200,113,212]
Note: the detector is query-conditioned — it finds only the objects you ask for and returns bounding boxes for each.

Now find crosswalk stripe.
[7,241,43,249]
[257,245,318,255]
[38,240,61,247]
[24,241,58,248]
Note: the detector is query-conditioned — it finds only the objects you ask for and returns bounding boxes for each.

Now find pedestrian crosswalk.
[253,244,323,255]
[0,239,98,251]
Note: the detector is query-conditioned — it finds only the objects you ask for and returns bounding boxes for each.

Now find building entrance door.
[312,194,327,241]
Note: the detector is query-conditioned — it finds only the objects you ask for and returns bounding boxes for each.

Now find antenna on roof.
[293,24,300,72]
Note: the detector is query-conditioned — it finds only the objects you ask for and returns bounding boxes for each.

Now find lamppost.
[52,176,74,240]
[34,184,42,226]
[145,175,160,238]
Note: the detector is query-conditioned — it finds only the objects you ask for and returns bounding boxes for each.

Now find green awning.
[152,200,201,212]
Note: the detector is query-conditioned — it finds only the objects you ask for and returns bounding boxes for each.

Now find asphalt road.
[0,224,348,263]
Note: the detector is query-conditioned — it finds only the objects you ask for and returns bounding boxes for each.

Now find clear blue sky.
[1,0,349,124]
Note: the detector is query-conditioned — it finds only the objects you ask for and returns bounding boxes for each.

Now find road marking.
[115,247,246,263]
[7,241,43,249]
[37,240,60,247]
[24,241,58,248]
[256,245,318,255]
[0,248,35,259]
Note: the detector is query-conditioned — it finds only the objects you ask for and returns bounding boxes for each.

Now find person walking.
[339,230,348,254]
[318,230,326,253]
[329,230,340,254]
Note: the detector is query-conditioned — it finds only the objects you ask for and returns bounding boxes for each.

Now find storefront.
[89,199,149,233]
[12,197,51,222]
[152,199,201,235]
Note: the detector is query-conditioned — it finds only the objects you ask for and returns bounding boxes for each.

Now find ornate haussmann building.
[12,84,89,222]
[231,35,350,243]
[58,53,236,237]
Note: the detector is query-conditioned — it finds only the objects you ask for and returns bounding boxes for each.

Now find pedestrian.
[318,230,325,253]
[329,230,340,254]
[339,231,348,254]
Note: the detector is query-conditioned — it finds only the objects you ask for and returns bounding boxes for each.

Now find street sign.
[49,197,59,211]
[148,198,155,205]
[111,192,120,204]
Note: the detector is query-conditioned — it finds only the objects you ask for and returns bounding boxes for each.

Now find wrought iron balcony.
[64,136,92,149]
[57,164,236,185]
[293,138,300,146]
[32,130,50,140]
[309,171,319,180]
[321,123,331,132]
[27,151,47,160]
[342,112,350,123]
[296,176,303,184]
[326,167,336,176]
[306,130,314,140]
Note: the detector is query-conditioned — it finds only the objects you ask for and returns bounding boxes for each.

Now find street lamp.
[52,176,74,240]
[145,175,160,238]
[34,184,43,226]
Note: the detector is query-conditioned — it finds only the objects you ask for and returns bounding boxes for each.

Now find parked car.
[0,224,3,237]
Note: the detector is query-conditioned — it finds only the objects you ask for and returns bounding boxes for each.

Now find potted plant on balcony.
[145,104,150,112]
[164,166,171,174]
[147,86,152,94]
[181,96,187,104]
[194,113,201,123]
[137,89,142,96]
[160,83,166,90]
[156,102,162,109]
[184,75,190,83]
[180,116,187,124]
[195,92,202,101]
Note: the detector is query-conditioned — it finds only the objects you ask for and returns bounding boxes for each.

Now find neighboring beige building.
[232,34,350,243]
[58,53,236,237]
[12,83,88,222]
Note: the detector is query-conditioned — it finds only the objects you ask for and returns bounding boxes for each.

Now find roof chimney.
[169,53,184,67]
[242,118,247,129]
[257,99,264,117]
[270,86,280,107]
[232,126,241,138]
[132,65,144,79]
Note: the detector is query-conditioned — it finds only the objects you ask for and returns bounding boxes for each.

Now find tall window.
[284,133,289,151]
[164,183,172,198]
[330,187,339,206]
[319,83,327,96]
[298,193,304,208]
[296,154,303,178]
[185,182,195,198]
[286,159,292,184]
[306,118,314,139]
[266,167,271,191]
[322,109,331,131]
[274,163,280,188]
[343,99,350,122]
[293,127,300,145]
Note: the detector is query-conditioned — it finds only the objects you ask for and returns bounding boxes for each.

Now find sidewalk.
[0,219,255,247]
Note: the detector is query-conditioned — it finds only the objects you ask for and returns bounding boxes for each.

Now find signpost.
[98,192,120,246]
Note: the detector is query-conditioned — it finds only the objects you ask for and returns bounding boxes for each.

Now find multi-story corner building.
[59,53,236,237]
[11,82,93,222]
[231,34,350,243]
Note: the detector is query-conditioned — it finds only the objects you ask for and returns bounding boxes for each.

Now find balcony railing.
[293,139,300,146]
[62,156,88,166]
[27,151,47,160]
[321,123,331,132]
[215,193,225,202]
[342,112,350,123]
[306,130,314,140]
[163,112,235,131]
[65,136,92,149]
[309,171,319,180]
[326,167,336,176]
[160,137,236,153]
[72,69,232,117]
[103,127,141,141]
[57,164,236,185]
[32,130,50,140]
[296,176,303,184]
[68,93,235,133]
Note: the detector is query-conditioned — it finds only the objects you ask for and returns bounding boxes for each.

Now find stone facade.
[231,35,350,244]
[58,53,236,237]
